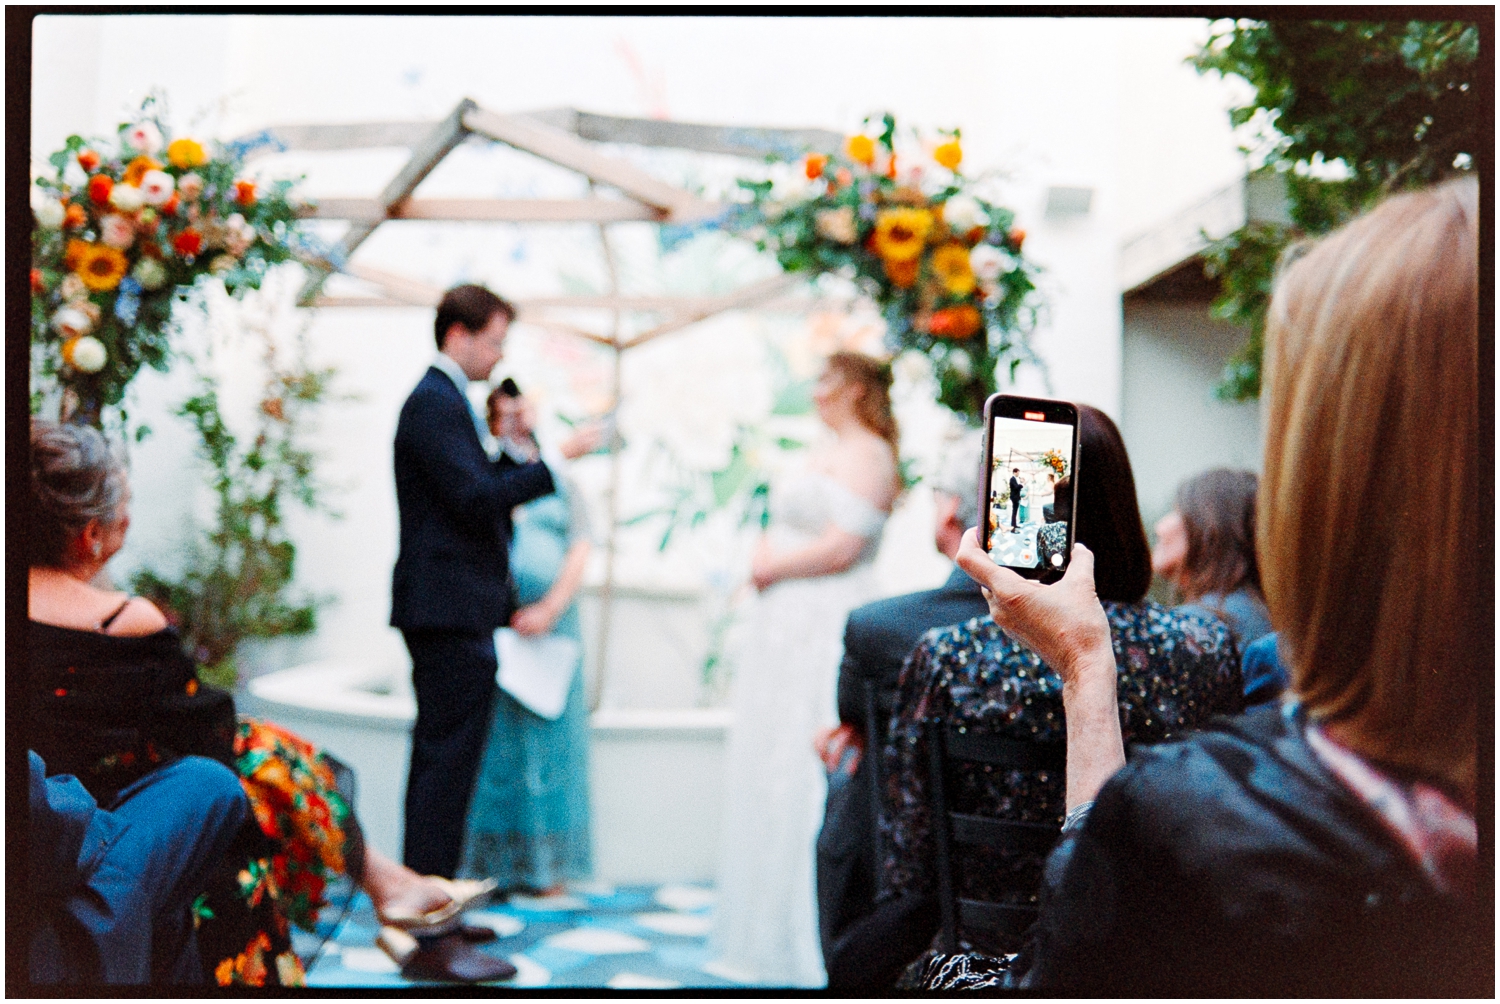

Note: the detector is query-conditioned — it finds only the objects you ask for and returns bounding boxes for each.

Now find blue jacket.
[391,367,555,633]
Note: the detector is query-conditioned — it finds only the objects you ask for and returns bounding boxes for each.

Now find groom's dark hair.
[435,284,517,349]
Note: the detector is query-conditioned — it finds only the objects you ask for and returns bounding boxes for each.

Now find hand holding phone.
[979,394,1081,583]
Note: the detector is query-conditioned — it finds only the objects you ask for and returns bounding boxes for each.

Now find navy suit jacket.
[835,566,990,728]
[391,367,555,633]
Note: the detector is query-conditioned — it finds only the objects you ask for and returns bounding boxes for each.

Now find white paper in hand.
[494,627,580,720]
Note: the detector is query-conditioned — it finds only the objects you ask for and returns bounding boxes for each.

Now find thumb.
[1061,541,1098,592]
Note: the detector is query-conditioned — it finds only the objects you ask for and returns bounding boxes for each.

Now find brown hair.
[29,419,127,567]
[1260,176,1477,798]
[1175,468,1262,603]
[825,351,898,453]
[434,284,516,350]
[1073,405,1152,604]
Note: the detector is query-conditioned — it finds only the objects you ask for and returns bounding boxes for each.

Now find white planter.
[243,661,729,884]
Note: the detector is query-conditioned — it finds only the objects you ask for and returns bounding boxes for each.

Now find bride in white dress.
[710,351,901,987]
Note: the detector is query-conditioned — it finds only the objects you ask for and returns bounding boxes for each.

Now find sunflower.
[931,243,977,296]
[872,208,934,263]
[75,244,128,291]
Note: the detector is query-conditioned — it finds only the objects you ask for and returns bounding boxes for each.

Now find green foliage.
[1193,19,1478,399]
[131,350,334,687]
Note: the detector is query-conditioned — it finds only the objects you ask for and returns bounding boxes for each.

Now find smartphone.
[979,394,1081,582]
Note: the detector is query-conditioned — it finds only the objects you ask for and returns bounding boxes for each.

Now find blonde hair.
[1260,176,1478,798]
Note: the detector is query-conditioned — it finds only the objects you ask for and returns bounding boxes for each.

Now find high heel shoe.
[377,876,498,936]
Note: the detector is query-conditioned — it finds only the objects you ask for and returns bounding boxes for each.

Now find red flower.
[77,149,101,172]
[927,304,983,340]
[30,269,45,294]
[234,180,257,206]
[161,193,180,216]
[173,229,203,256]
[88,175,114,205]
[1008,228,1026,252]
[804,154,827,180]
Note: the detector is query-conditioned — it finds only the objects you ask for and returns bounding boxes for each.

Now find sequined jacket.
[879,601,1244,912]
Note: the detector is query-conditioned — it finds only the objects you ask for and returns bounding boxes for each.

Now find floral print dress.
[878,602,1244,932]
[198,719,357,987]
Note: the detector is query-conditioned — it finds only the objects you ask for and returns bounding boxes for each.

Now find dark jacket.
[1008,476,1022,502]
[391,367,554,633]
[834,567,989,728]
[820,567,989,991]
[1021,704,1483,997]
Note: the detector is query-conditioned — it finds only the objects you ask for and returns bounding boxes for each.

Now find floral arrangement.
[1038,447,1068,479]
[729,114,1041,421]
[30,100,305,427]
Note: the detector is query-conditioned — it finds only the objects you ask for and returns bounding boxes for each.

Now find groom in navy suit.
[392,284,555,878]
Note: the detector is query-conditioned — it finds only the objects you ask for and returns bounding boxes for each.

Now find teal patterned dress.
[459,485,593,889]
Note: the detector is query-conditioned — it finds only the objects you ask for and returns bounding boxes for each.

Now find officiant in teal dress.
[459,381,598,893]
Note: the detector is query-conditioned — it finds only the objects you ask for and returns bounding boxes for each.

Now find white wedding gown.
[709,470,889,988]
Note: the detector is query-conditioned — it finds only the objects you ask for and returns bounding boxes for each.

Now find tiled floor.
[294,883,746,989]
[989,520,1041,568]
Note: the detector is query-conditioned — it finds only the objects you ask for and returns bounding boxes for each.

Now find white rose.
[61,161,87,190]
[970,243,1007,282]
[67,335,108,373]
[122,121,163,154]
[132,257,169,291]
[108,184,145,212]
[31,190,65,229]
[769,161,813,203]
[52,307,94,338]
[59,274,87,302]
[942,195,988,233]
[209,254,238,275]
[946,347,973,380]
[99,214,136,250]
[177,173,204,200]
[139,169,175,206]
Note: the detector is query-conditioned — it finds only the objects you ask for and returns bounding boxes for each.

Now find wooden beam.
[300,197,664,224]
[624,274,799,349]
[462,105,719,222]
[235,121,438,160]
[572,111,843,160]
[296,99,477,306]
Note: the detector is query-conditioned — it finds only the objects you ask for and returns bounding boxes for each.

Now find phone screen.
[981,397,1079,580]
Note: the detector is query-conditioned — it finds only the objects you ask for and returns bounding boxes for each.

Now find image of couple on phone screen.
[986,414,1074,571]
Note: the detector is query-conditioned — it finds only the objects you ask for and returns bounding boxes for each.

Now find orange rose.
[88,175,114,205]
[883,256,919,288]
[927,304,982,339]
[845,134,876,167]
[161,193,180,216]
[30,268,45,294]
[933,140,963,171]
[173,229,203,256]
[1008,228,1026,252]
[76,149,101,172]
[804,154,827,180]
[64,203,87,229]
[234,180,257,206]
[64,238,90,269]
[885,153,898,180]
[122,155,162,187]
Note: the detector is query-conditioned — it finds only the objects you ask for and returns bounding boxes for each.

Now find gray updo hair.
[29,419,127,567]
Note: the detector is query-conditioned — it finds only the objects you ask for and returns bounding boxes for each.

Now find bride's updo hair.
[825,351,899,454]
[30,419,127,568]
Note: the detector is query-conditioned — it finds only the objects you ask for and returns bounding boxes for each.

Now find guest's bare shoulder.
[104,596,170,637]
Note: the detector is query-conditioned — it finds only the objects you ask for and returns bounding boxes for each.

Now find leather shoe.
[459,923,499,943]
[378,928,516,983]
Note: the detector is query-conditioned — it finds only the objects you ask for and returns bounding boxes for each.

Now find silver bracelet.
[1061,801,1094,834]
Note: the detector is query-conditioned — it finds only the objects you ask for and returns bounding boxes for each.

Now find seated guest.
[879,405,1244,965]
[1152,468,1273,648]
[27,420,512,986]
[30,749,247,984]
[814,431,990,991]
[940,176,1480,994]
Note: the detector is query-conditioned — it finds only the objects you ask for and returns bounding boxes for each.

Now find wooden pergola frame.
[240,99,840,705]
